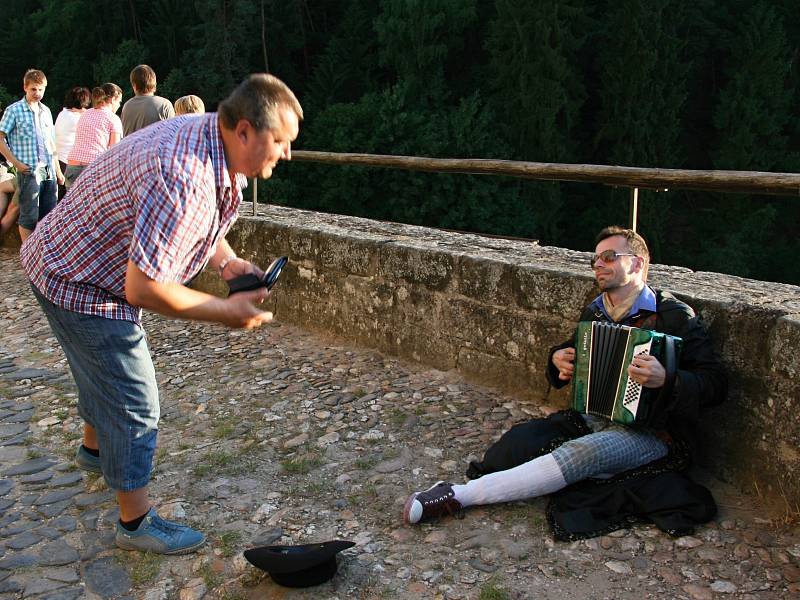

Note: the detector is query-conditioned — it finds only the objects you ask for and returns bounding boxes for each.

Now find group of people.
[6,65,727,558]
[0,65,205,241]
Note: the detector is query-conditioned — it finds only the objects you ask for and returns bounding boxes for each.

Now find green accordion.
[571,321,682,427]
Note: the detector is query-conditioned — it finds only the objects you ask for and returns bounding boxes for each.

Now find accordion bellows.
[572,322,682,426]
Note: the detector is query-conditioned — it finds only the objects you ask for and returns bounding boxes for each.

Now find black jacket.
[546,289,727,448]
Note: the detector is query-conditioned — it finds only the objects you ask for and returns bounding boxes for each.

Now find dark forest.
[2,0,798,284]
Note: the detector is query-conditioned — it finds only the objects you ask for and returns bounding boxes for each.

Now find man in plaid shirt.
[21,74,302,554]
[0,69,65,241]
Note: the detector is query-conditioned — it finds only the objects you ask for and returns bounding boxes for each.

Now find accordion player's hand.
[628,354,666,388]
[553,347,576,381]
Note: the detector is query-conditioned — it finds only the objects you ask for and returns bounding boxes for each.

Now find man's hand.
[221,288,273,329]
[221,257,265,281]
[552,347,576,381]
[56,171,65,186]
[125,260,272,329]
[627,354,666,388]
[12,159,30,175]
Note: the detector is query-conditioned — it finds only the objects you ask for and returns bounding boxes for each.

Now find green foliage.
[486,0,588,163]
[304,1,380,110]
[2,0,798,283]
[591,0,690,259]
[158,68,194,105]
[374,0,478,101]
[281,452,324,474]
[595,0,689,169]
[478,577,512,600]
[93,40,148,97]
[712,3,796,172]
[127,551,164,586]
[0,84,13,111]
[277,83,537,236]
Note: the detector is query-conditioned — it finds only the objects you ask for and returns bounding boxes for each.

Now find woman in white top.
[64,83,123,190]
[54,87,90,199]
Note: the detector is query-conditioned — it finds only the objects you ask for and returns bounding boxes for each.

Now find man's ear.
[632,256,646,274]
[235,120,250,145]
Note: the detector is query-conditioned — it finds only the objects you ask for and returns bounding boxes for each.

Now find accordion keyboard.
[621,346,650,414]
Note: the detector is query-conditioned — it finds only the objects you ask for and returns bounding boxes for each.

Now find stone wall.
[6,206,798,503]
[193,206,800,505]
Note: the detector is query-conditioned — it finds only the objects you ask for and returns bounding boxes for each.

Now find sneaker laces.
[419,486,464,520]
[150,514,184,535]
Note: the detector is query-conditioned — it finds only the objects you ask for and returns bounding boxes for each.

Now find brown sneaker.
[402,481,463,525]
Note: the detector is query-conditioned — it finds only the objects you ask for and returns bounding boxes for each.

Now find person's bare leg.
[0,192,9,220]
[116,487,151,522]
[19,225,31,241]
[0,204,18,236]
[83,423,98,450]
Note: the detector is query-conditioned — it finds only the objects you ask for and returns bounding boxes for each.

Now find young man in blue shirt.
[0,69,64,242]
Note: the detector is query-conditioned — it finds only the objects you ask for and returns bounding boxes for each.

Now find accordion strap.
[651,334,679,423]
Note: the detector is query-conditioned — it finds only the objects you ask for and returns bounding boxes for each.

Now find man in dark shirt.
[121,64,175,136]
[403,226,726,528]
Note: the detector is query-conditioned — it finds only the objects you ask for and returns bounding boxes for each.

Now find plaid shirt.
[0,98,57,170]
[67,107,123,164]
[21,113,247,323]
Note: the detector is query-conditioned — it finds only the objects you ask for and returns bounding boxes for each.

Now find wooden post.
[629,187,639,232]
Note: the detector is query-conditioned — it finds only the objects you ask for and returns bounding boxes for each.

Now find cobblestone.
[1,247,798,599]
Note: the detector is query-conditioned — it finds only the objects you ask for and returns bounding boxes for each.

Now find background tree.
[1,0,798,284]
[700,1,799,281]
[486,0,589,241]
[591,0,690,261]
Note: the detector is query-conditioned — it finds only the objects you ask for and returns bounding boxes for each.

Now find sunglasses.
[590,250,637,269]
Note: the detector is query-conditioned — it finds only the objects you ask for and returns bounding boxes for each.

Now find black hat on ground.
[243,540,355,588]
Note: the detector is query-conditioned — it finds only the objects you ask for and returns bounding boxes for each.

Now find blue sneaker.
[75,445,102,474]
[115,508,206,555]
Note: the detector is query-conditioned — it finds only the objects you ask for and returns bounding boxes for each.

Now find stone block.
[316,234,375,276]
[511,266,596,314]
[378,243,455,290]
[770,314,800,379]
[455,346,545,399]
[455,256,513,305]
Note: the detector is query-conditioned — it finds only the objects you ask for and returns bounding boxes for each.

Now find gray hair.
[218,73,303,132]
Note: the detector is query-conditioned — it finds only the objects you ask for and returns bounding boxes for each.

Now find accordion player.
[571,321,682,427]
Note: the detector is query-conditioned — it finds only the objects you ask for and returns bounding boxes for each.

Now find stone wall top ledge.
[249,205,800,316]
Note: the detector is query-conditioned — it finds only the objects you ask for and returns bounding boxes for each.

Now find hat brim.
[244,540,355,587]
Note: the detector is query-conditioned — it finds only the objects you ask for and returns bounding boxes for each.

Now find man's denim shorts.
[17,170,57,230]
[30,284,159,491]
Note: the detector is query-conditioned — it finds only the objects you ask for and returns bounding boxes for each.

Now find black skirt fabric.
[465,410,715,539]
[547,470,717,540]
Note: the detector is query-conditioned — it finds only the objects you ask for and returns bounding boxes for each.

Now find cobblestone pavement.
[0,247,799,600]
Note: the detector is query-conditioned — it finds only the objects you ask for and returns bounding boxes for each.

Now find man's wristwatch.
[217,255,237,276]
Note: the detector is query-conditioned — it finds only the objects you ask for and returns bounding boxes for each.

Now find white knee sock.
[452,454,567,507]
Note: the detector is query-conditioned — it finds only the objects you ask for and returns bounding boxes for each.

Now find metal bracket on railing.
[629,188,639,232]
[628,186,669,232]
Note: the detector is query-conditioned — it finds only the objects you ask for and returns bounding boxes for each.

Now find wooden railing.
[264,151,800,232]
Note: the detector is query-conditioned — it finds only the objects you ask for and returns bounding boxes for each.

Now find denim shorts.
[551,414,669,485]
[30,284,159,491]
[17,170,57,230]
[63,165,85,190]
